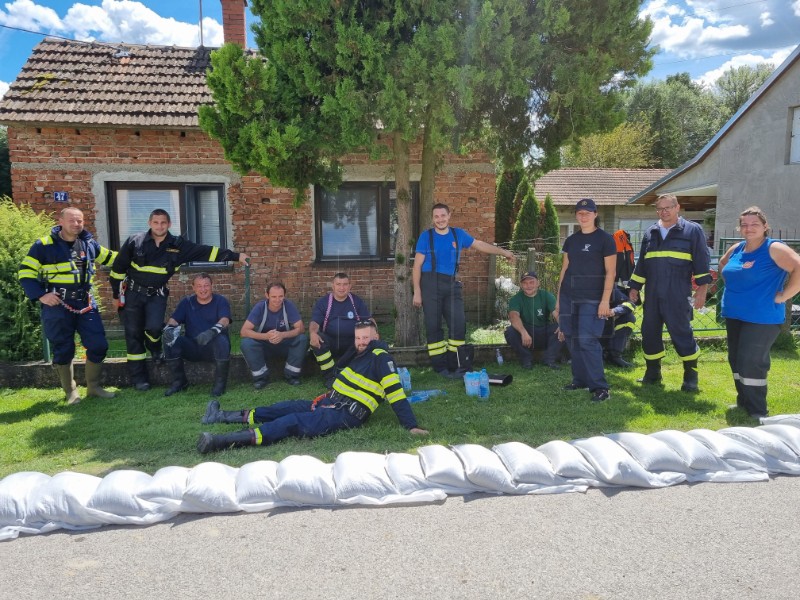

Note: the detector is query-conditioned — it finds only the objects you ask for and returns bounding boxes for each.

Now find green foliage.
[0,127,10,198]
[495,164,523,244]
[624,74,726,168]
[541,194,560,253]
[0,200,55,360]
[562,121,656,168]
[510,188,539,253]
[714,63,774,118]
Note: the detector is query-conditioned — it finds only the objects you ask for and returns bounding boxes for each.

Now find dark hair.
[333,272,350,281]
[739,206,769,236]
[432,203,450,214]
[192,272,212,285]
[354,318,377,330]
[149,209,171,222]
[266,281,286,294]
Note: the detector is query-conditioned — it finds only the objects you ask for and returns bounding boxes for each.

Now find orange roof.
[534,168,673,206]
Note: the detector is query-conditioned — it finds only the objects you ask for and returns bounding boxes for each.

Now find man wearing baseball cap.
[504,270,564,369]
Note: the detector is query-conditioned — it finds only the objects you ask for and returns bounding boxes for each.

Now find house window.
[559,223,579,246]
[791,106,800,164]
[107,182,227,262]
[314,181,419,261]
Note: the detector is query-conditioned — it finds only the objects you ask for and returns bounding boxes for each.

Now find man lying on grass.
[197,319,428,453]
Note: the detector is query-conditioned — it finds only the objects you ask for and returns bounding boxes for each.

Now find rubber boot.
[54,362,81,405]
[681,359,699,392]
[431,354,451,378]
[201,400,248,425]
[252,368,270,390]
[637,359,662,385]
[607,352,634,369]
[197,429,255,454]
[210,359,230,397]
[85,360,116,398]
[164,358,189,397]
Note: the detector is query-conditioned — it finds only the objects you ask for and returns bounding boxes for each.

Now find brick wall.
[9,125,497,327]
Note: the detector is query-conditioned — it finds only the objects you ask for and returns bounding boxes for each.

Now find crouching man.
[162,273,232,397]
[197,320,428,453]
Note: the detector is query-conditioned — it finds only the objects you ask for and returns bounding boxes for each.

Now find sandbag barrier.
[2,415,800,541]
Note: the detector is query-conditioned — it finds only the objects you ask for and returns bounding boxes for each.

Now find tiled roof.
[533,168,673,206]
[0,38,223,128]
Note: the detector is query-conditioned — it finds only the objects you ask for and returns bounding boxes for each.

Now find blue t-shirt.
[721,239,788,324]
[170,294,232,339]
[245,299,302,332]
[311,293,371,338]
[415,227,474,276]
[561,229,616,302]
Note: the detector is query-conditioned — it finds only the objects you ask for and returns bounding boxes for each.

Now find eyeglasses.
[355,319,376,327]
[655,205,677,213]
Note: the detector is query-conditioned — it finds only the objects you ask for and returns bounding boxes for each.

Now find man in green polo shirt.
[504,271,564,369]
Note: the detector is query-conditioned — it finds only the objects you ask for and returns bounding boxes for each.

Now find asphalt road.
[2,476,798,599]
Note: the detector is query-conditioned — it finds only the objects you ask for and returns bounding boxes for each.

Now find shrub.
[510,187,540,253]
[0,200,55,361]
[495,165,523,245]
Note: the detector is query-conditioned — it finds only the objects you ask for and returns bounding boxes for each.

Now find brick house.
[0,0,497,329]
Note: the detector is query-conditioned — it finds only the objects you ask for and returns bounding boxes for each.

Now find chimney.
[221,0,247,47]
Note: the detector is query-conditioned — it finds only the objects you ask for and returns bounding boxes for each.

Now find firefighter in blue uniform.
[601,287,636,368]
[309,272,371,386]
[628,194,712,391]
[109,209,249,391]
[413,203,515,377]
[197,320,428,453]
[18,207,117,404]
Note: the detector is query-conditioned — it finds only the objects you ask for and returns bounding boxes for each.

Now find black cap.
[575,198,597,212]
[520,271,538,281]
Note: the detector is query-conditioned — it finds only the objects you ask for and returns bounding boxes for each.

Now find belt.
[126,279,168,297]
[326,392,370,422]
[49,287,89,301]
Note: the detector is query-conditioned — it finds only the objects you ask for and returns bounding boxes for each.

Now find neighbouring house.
[532,168,672,245]
[628,44,800,252]
[0,0,498,326]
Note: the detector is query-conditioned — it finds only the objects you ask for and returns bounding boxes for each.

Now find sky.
[0,0,799,101]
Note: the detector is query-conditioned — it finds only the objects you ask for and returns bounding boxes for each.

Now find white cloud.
[0,0,64,32]
[0,0,225,47]
[759,12,774,28]
[0,80,9,99]
[694,47,794,88]
[794,1,800,18]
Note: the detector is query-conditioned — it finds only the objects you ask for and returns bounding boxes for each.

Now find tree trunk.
[393,132,422,347]
[420,116,436,218]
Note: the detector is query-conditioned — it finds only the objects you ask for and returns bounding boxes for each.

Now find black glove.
[196,323,224,346]
[162,324,181,348]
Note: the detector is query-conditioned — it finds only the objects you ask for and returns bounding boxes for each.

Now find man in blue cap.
[504,270,563,369]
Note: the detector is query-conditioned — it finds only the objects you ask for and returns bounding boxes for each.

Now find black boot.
[638,359,662,384]
[681,359,699,392]
[164,358,189,396]
[201,400,248,424]
[431,354,451,378]
[210,359,230,397]
[197,429,255,454]
[252,369,270,390]
[608,352,633,368]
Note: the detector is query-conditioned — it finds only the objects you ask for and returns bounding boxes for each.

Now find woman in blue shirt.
[719,206,800,419]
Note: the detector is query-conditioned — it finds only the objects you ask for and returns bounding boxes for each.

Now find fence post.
[487,254,497,323]
[526,247,537,273]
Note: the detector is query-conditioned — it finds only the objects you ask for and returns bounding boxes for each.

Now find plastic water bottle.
[464,371,481,397]
[397,367,412,393]
[479,369,490,400]
[407,389,446,403]
[495,348,504,366]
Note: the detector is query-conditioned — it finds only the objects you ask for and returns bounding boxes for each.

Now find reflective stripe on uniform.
[643,349,666,360]
[644,250,692,261]
[733,373,768,387]
[131,261,169,275]
[127,352,147,361]
[427,340,447,356]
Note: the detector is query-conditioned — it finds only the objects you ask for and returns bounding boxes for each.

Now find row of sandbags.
[2,415,799,541]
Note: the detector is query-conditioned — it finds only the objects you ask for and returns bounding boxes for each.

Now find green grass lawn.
[2,346,799,480]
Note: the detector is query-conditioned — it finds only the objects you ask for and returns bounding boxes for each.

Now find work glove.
[162,324,181,348]
[196,323,224,346]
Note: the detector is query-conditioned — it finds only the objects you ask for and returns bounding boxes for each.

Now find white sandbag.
[537,440,602,485]
[417,445,483,494]
[138,466,191,506]
[334,452,397,501]
[493,442,568,485]
[606,432,691,473]
[26,472,105,529]
[688,429,768,471]
[385,452,431,494]
[0,472,51,526]
[86,470,157,517]
[719,427,800,475]
[759,424,800,456]
[649,430,732,472]
[452,444,518,493]
[276,455,336,505]
[235,460,281,511]
[572,437,686,488]
[759,414,800,428]
[181,462,240,513]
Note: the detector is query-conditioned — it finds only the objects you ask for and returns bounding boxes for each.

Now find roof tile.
[534,168,673,206]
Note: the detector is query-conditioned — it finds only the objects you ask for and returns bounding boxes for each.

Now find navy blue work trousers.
[251,400,364,444]
[42,303,108,365]
[558,294,608,392]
